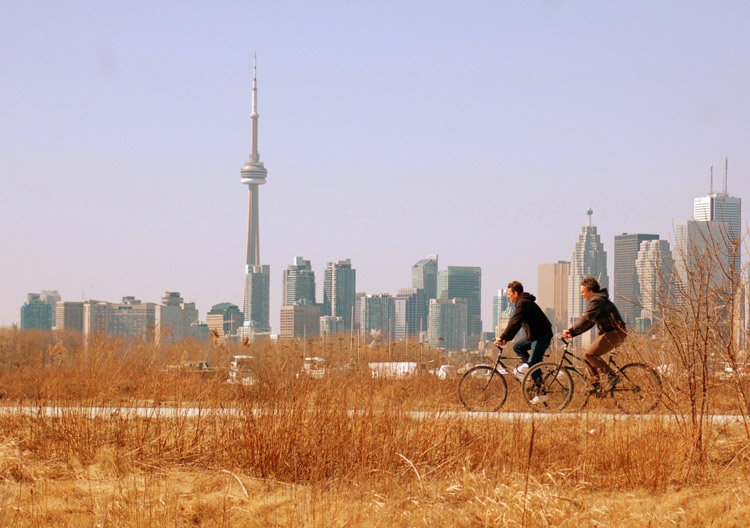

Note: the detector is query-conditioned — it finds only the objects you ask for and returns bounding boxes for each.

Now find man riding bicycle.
[495,281,553,381]
[562,277,627,391]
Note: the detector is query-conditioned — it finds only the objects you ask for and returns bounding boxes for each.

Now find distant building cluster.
[14,57,748,352]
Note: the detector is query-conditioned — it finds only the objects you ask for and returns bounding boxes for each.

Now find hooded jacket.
[499,292,552,342]
[568,288,626,337]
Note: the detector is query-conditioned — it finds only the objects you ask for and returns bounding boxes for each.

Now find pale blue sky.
[2,1,749,331]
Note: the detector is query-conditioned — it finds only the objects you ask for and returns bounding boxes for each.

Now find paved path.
[0,405,745,424]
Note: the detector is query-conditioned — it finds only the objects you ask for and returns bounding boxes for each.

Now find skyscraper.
[568,209,608,348]
[412,256,438,300]
[635,239,673,324]
[360,294,395,341]
[19,294,53,330]
[394,287,427,339]
[437,266,482,337]
[427,298,467,350]
[322,259,356,332]
[614,234,659,326]
[282,256,316,306]
[155,291,199,343]
[537,261,570,332]
[693,159,741,274]
[240,55,271,332]
[280,303,321,340]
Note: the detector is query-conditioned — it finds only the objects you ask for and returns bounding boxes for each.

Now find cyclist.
[495,281,553,381]
[562,277,627,390]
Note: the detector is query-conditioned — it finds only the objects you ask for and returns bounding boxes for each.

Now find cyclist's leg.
[585,328,627,379]
[512,337,532,364]
[527,331,553,368]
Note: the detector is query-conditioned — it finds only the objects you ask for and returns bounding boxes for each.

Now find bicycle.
[457,341,528,411]
[521,337,663,413]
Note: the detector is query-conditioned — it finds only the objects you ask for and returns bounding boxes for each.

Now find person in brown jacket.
[562,277,627,389]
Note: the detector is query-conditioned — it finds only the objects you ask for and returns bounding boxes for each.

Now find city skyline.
[3,3,750,332]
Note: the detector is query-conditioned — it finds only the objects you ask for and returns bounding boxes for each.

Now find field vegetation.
[0,327,749,527]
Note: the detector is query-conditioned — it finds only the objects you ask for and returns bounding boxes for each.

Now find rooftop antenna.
[710,159,714,194]
[586,207,593,226]
[724,156,728,195]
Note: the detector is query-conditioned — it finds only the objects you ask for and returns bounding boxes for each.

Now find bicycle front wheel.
[522,362,574,412]
[458,366,508,411]
[612,363,662,414]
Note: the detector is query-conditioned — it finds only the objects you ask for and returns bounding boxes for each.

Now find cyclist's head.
[580,277,600,292]
[507,281,524,295]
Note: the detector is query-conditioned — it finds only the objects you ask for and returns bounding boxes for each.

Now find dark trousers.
[512,330,553,368]
[584,327,627,379]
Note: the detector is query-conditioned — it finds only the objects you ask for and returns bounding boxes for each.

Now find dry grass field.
[0,328,749,527]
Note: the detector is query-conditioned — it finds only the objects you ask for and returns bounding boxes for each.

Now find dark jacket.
[568,288,626,337]
[499,292,552,342]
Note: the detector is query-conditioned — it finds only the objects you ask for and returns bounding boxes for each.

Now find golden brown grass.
[0,328,749,526]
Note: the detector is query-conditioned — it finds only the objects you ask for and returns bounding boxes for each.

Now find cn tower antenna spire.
[251,53,260,163]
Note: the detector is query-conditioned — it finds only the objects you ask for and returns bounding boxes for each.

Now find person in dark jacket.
[496,281,553,378]
[563,277,627,388]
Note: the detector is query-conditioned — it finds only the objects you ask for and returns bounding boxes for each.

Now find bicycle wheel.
[612,363,662,414]
[458,366,508,411]
[564,367,590,412]
[521,362,574,412]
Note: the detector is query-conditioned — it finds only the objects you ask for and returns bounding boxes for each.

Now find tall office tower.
[537,261,571,332]
[394,288,426,339]
[412,255,438,300]
[108,297,156,340]
[492,289,509,333]
[280,303,321,340]
[282,256,316,306]
[155,291,199,343]
[354,292,366,332]
[206,302,244,343]
[427,298,467,350]
[83,300,110,337]
[40,290,60,328]
[19,294,53,330]
[240,55,271,332]
[613,234,659,326]
[56,301,85,332]
[675,220,734,299]
[322,259,356,332]
[437,266,482,337]
[693,159,742,274]
[635,239,674,324]
[568,209,608,348]
[360,294,396,341]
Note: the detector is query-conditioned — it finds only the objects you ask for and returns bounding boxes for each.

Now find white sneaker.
[513,363,529,381]
[530,394,550,405]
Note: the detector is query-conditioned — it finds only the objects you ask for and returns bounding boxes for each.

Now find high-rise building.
[412,255,438,301]
[280,303,321,340]
[437,266,482,337]
[40,290,60,328]
[394,288,427,339]
[19,294,53,330]
[206,302,244,343]
[568,209,608,348]
[108,297,156,340]
[56,301,85,333]
[282,257,316,306]
[360,294,395,341]
[240,55,271,333]
[322,259,356,332]
[427,298,467,350]
[693,159,741,275]
[634,239,674,324]
[675,220,734,299]
[613,234,659,326]
[537,261,570,332]
[492,289,510,334]
[155,291,200,343]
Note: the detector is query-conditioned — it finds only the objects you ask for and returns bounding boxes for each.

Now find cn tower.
[240,54,270,331]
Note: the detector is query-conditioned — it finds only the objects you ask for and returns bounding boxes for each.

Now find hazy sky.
[3,1,750,332]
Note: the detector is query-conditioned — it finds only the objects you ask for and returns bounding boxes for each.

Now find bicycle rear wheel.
[522,362,574,412]
[612,363,662,414]
[458,366,508,411]
[564,367,590,412]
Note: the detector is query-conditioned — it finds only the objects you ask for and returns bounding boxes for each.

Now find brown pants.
[584,327,627,379]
